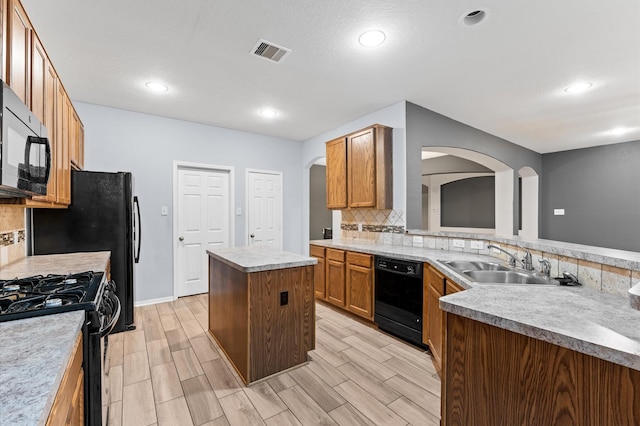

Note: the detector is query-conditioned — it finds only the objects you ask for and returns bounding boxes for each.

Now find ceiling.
[21,0,640,153]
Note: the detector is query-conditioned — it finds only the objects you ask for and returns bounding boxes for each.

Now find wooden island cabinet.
[207,247,316,384]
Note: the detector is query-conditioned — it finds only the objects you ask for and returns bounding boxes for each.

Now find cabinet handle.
[179,236,184,241]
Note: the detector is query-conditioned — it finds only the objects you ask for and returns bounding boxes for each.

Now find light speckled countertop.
[310,239,640,371]
[0,311,85,426]
[207,246,317,273]
[0,251,111,425]
[0,251,111,279]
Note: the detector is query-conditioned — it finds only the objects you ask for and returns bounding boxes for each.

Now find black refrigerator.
[31,170,140,333]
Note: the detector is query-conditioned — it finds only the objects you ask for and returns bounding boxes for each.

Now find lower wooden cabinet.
[310,245,374,321]
[46,333,84,426]
[310,245,326,299]
[346,251,373,320]
[424,264,465,376]
[325,248,346,307]
[425,265,445,371]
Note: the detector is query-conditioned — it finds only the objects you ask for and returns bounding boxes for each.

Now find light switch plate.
[554,209,565,216]
[160,206,168,216]
[357,223,363,232]
[236,207,242,216]
[452,239,465,248]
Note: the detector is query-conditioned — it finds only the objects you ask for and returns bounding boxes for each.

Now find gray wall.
[76,102,303,303]
[441,177,495,228]
[309,165,332,240]
[406,102,542,232]
[541,140,640,251]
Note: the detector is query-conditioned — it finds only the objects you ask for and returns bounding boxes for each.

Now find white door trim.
[245,168,283,247]
[172,161,235,300]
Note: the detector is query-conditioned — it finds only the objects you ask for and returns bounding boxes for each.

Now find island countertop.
[207,246,317,273]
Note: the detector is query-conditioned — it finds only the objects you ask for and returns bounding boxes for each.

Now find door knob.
[250,234,255,238]
[179,236,184,241]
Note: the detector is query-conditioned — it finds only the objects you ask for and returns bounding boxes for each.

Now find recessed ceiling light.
[564,82,593,94]
[260,108,277,118]
[460,9,490,26]
[145,81,168,93]
[359,30,386,47]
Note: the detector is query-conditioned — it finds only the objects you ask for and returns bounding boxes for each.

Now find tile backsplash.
[0,206,26,267]
[340,209,405,238]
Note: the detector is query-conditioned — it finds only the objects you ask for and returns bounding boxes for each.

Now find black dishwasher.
[374,256,424,347]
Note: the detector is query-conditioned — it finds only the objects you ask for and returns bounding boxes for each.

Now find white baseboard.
[134,296,175,307]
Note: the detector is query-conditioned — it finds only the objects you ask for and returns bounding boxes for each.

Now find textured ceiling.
[21,0,640,153]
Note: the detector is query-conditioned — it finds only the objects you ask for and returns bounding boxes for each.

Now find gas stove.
[0,271,105,322]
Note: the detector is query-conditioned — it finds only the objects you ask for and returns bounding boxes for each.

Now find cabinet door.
[326,259,346,307]
[70,109,79,169]
[31,52,57,203]
[77,122,84,170]
[346,252,373,320]
[310,245,326,299]
[326,137,347,209]
[347,128,376,208]
[8,0,31,104]
[30,33,46,123]
[427,267,445,371]
[56,85,70,205]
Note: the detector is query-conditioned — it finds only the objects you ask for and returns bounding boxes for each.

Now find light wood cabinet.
[346,251,374,320]
[326,137,347,209]
[310,245,326,299]
[424,264,464,378]
[325,124,393,210]
[310,245,375,321]
[426,266,445,371]
[1,0,83,207]
[46,333,84,426]
[7,0,30,105]
[326,248,346,307]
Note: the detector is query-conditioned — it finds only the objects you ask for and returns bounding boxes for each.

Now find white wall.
[75,102,303,303]
[300,101,407,252]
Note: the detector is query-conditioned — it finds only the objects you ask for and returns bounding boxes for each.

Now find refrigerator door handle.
[134,195,141,263]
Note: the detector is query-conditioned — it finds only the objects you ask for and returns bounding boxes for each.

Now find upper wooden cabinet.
[325,124,393,210]
[7,0,30,104]
[326,137,347,209]
[1,0,83,207]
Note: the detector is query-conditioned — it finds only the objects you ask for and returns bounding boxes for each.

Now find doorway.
[246,169,283,248]
[173,162,234,297]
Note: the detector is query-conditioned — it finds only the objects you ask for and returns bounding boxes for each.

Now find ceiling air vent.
[251,39,291,63]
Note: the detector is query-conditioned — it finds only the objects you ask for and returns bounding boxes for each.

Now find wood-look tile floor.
[107,294,441,426]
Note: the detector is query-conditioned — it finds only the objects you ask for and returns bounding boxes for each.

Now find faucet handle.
[539,259,551,277]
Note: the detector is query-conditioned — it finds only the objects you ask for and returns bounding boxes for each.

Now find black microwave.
[0,81,51,198]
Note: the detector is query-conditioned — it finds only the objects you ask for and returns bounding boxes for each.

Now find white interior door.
[177,167,231,296]
[247,170,282,248]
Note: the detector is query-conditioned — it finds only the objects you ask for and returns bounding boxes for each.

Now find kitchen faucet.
[487,244,534,271]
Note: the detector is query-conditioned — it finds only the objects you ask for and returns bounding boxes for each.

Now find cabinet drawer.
[346,252,372,268]
[310,245,325,258]
[326,248,345,262]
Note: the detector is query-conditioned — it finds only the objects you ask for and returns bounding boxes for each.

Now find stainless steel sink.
[463,270,557,285]
[441,259,558,285]
[443,261,510,271]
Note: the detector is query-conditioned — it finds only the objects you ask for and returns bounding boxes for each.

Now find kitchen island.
[207,246,317,384]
